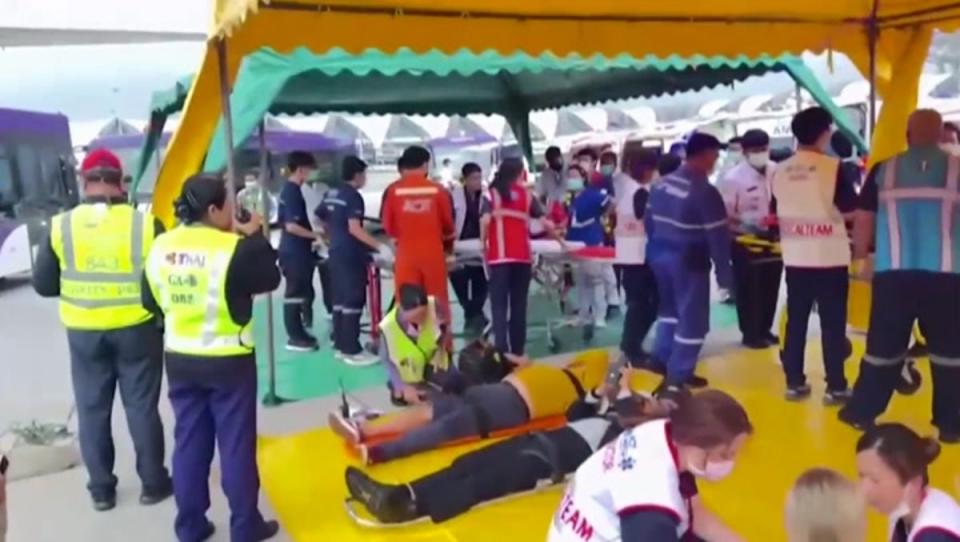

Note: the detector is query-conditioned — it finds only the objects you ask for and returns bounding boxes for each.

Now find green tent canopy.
[136,47,865,189]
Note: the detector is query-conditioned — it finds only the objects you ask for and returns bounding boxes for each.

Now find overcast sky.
[0,0,865,125]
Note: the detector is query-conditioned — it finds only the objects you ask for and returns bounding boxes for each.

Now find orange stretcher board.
[342,414,569,459]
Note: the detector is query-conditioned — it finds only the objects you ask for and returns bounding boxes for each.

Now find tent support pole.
[795,83,803,114]
[867,4,880,145]
[257,121,288,407]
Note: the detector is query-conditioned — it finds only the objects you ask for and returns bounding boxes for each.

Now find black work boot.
[345,467,419,524]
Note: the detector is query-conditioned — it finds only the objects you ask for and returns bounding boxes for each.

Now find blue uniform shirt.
[567,186,611,246]
[317,183,371,263]
[278,180,313,260]
[645,164,732,288]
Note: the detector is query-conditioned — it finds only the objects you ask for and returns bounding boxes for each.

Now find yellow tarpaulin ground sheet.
[258,340,959,542]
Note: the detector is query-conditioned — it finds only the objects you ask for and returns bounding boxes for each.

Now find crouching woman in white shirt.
[856,423,960,542]
[548,389,751,542]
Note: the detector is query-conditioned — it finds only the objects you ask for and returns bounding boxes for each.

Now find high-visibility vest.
[772,150,850,268]
[485,186,532,264]
[378,297,445,383]
[50,203,154,330]
[614,182,647,265]
[875,151,960,273]
[145,225,253,357]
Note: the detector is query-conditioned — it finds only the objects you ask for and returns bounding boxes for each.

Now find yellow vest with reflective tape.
[50,203,154,330]
[378,297,445,383]
[145,225,253,357]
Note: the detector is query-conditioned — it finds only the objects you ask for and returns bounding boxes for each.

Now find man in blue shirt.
[567,164,614,331]
[278,151,322,352]
[317,156,390,366]
[645,133,732,402]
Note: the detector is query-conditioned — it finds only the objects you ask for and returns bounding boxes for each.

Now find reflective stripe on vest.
[53,205,153,329]
[378,297,442,383]
[146,226,252,357]
[882,156,960,272]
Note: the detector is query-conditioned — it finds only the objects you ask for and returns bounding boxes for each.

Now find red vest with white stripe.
[772,150,851,268]
[888,489,960,542]
[485,186,532,264]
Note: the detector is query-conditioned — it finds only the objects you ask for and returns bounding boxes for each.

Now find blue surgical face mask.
[567,177,585,192]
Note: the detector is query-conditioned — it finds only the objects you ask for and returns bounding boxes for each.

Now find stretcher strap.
[344,475,570,529]
[562,369,587,401]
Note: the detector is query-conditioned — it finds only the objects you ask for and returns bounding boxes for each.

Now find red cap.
[81,148,123,177]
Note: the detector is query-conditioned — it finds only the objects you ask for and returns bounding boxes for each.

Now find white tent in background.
[622,106,658,128]
[465,114,509,141]
[407,116,450,141]
[278,115,330,133]
[572,108,609,132]
[2,0,206,47]
[734,94,775,116]
[699,99,731,119]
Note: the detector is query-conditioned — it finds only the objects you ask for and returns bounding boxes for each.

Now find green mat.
[254,289,739,403]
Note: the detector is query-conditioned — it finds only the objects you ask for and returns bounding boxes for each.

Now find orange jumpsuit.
[382,174,455,336]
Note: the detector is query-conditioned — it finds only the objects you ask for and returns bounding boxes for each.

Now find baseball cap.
[81,148,124,182]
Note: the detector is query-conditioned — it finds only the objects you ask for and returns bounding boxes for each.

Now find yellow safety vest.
[145,225,253,357]
[50,203,154,330]
[378,297,445,383]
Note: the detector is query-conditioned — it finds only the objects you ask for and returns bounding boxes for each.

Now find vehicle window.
[15,144,42,201]
[0,155,15,218]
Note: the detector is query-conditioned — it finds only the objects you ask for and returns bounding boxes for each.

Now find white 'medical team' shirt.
[547,419,696,542]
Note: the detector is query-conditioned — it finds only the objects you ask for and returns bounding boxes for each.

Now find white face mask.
[746,151,770,169]
[688,459,735,482]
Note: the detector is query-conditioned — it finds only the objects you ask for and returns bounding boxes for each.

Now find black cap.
[685,132,724,157]
[398,284,428,310]
[741,129,770,150]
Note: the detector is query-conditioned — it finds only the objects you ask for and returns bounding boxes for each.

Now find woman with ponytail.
[480,157,562,356]
[144,174,282,541]
[855,423,960,542]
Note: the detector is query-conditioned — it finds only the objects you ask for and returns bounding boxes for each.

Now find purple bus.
[0,107,79,280]
[85,128,355,206]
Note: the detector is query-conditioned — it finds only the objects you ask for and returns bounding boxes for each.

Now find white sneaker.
[341,352,379,367]
[328,411,362,445]
[594,320,608,329]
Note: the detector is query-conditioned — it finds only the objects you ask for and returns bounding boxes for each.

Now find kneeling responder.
[378,284,456,405]
[33,148,172,511]
[143,174,281,541]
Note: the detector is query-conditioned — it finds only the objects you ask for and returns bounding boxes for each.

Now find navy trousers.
[487,263,532,355]
[650,253,711,386]
[168,358,264,542]
[781,267,849,391]
[329,252,369,355]
[280,256,316,341]
[67,321,169,500]
[843,271,960,434]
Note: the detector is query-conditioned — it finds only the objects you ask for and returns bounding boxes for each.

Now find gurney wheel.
[895,360,923,396]
[549,337,561,354]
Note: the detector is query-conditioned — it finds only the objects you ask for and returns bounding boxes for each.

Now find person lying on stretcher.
[329,342,611,464]
[344,370,680,524]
